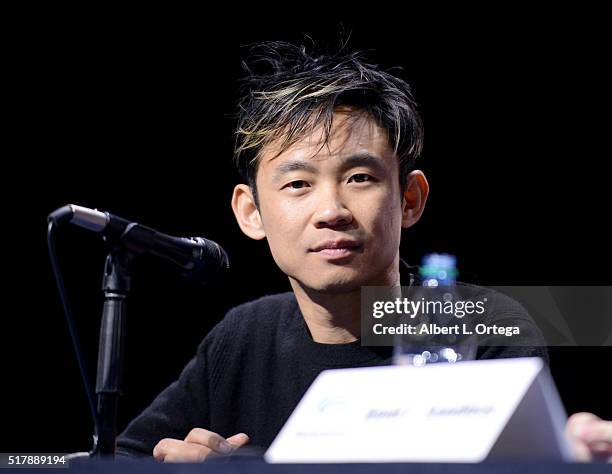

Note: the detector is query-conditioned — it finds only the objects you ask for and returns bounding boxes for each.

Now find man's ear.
[401,170,429,228]
[231,184,266,240]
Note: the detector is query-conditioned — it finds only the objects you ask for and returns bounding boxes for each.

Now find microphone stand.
[91,248,132,458]
[47,205,229,459]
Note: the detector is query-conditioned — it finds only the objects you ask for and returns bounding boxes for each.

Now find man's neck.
[290,261,401,344]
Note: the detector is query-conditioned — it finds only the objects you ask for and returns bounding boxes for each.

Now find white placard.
[265,358,571,463]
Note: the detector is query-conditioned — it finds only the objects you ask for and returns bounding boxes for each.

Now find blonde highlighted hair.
[234,41,424,202]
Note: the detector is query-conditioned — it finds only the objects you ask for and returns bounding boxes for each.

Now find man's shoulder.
[198,292,299,356]
[228,291,297,314]
[454,281,532,319]
[452,281,549,362]
[222,291,299,328]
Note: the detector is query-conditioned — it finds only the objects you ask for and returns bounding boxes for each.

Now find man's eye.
[284,180,309,189]
[348,173,373,183]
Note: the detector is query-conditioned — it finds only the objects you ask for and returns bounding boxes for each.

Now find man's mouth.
[310,239,362,258]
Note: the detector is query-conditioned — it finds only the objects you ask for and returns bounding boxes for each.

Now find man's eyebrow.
[338,152,386,171]
[271,160,318,182]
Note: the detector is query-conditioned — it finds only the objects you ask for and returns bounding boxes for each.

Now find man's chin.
[288,261,392,293]
[298,271,366,294]
[309,281,362,294]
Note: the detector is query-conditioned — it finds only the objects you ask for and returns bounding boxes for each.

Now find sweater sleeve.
[115,318,229,457]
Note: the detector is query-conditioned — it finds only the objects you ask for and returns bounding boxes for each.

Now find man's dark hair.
[233,41,424,204]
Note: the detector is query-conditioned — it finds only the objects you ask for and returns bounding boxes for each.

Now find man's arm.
[116,318,228,457]
[115,351,211,457]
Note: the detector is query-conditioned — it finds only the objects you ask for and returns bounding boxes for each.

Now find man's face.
[252,111,407,293]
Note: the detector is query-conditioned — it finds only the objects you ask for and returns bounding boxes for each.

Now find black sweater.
[116,280,547,457]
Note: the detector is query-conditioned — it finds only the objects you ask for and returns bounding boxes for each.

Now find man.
[116,41,611,463]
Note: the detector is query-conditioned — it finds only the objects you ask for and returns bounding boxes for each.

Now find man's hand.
[566,412,612,463]
[153,428,250,462]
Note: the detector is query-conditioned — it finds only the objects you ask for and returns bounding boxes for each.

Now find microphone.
[48,204,229,283]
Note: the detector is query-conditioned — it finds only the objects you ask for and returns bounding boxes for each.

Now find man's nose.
[312,186,353,228]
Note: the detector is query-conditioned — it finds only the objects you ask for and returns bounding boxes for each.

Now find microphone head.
[186,237,230,284]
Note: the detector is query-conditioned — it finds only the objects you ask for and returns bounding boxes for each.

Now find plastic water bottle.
[393,253,476,366]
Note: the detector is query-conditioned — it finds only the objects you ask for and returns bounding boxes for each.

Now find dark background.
[3,9,610,453]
